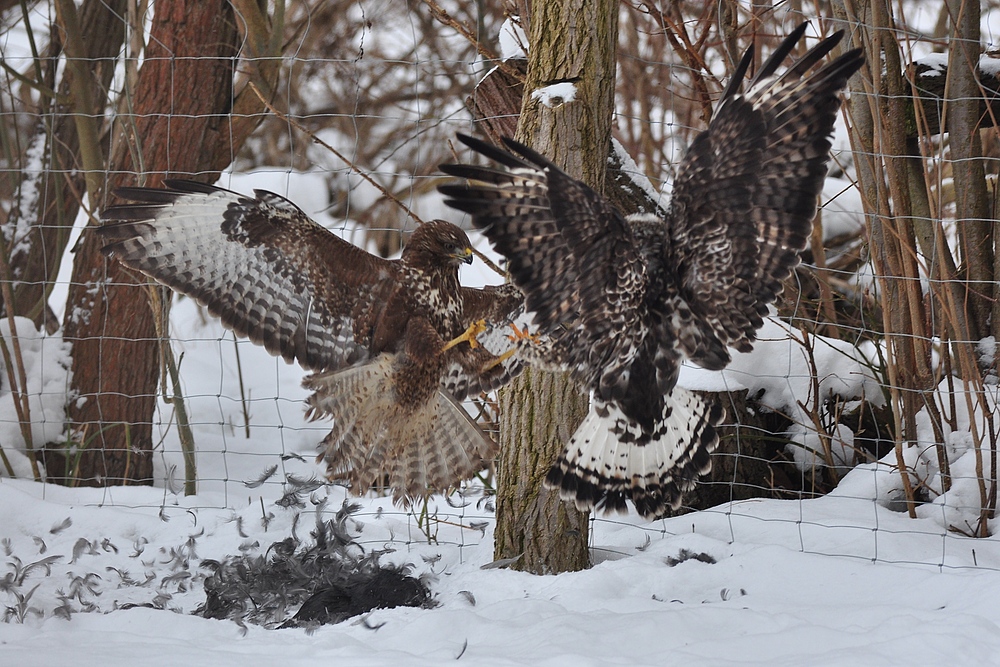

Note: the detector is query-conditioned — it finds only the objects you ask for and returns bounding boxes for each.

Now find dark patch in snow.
[195,500,434,628]
[664,549,717,566]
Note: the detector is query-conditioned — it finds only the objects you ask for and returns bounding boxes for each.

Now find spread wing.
[101,181,532,504]
[98,179,394,372]
[437,24,863,520]
[439,136,647,394]
[669,24,865,357]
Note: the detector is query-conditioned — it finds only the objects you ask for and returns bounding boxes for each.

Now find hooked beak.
[454,247,474,265]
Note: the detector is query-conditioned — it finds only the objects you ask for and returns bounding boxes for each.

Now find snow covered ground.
[4,467,1000,666]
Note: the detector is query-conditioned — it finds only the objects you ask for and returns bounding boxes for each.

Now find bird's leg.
[442,319,487,352]
[506,321,539,344]
[481,347,517,372]
[480,322,539,372]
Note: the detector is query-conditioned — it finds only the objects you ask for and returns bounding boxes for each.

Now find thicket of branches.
[0,0,997,540]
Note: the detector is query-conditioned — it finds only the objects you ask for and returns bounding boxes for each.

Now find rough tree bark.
[907,58,999,138]
[944,0,993,342]
[5,0,126,331]
[491,0,618,574]
[59,0,279,485]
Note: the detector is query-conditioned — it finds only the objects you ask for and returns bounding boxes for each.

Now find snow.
[981,55,1000,77]
[917,52,950,77]
[611,137,664,209]
[0,317,72,478]
[4,470,1000,665]
[819,176,865,240]
[498,17,527,61]
[909,378,1000,529]
[912,53,1000,78]
[6,132,47,264]
[680,316,883,471]
[530,82,577,108]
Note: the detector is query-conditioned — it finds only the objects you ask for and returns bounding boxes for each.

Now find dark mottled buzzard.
[98,181,523,502]
[439,25,864,519]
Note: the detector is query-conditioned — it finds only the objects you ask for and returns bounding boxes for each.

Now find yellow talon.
[443,319,487,351]
[507,322,540,344]
[481,322,541,372]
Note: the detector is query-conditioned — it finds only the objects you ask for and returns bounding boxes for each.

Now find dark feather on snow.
[194,501,433,628]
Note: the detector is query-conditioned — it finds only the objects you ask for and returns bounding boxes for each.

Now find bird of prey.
[98,181,524,502]
[439,24,864,519]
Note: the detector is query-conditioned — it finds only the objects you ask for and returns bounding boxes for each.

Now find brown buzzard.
[439,25,864,519]
[98,181,523,502]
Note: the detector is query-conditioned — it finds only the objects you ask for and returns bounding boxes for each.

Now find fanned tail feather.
[307,355,497,503]
[385,392,496,502]
[545,388,724,519]
[306,356,397,493]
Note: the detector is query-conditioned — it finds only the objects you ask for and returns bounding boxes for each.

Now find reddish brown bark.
[4,0,126,331]
[58,1,242,485]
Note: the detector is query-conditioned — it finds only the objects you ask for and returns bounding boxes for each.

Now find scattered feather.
[468,521,489,537]
[665,549,717,567]
[49,517,72,534]
[70,538,97,564]
[195,501,434,628]
[130,537,148,559]
[22,555,63,580]
[480,554,522,570]
[245,465,279,488]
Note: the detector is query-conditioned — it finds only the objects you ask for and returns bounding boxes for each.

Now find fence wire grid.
[0,0,999,582]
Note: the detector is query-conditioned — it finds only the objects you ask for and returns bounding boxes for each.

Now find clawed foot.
[481,323,539,372]
[442,319,487,352]
[506,321,540,344]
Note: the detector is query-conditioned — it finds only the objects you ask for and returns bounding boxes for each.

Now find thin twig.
[53,0,105,208]
[248,81,425,228]
[147,283,197,496]
[0,231,39,480]
[420,0,524,81]
[0,425,13,476]
[232,336,252,439]
[248,81,503,273]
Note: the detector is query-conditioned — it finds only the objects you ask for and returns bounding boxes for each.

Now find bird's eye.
[444,242,456,251]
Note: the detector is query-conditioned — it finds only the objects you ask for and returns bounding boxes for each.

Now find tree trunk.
[492,0,618,574]
[944,0,992,342]
[470,60,667,219]
[59,1,243,485]
[4,0,127,331]
[495,368,590,572]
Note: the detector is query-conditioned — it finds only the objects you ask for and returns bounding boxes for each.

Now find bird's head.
[404,219,474,268]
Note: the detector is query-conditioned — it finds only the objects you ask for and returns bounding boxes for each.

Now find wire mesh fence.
[1,0,999,592]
